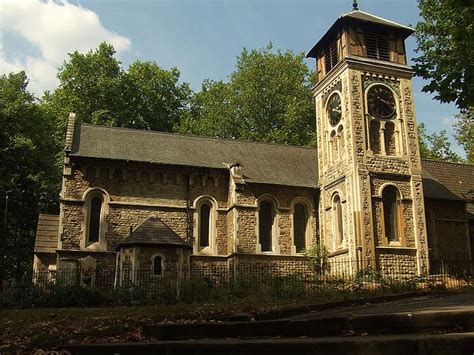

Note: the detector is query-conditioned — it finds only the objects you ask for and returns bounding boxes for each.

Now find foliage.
[41,42,192,136]
[414,0,474,112]
[0,72,61,279]
[351,267,383,291]
[303,243,329,276]
[179,44,316,147]
[454,110,474,163]
[417,123,462,162]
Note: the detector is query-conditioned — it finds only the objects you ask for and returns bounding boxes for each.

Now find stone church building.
[34,8,473,280]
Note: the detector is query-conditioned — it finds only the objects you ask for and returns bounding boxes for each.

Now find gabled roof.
[34,214,59,253]
[421,159,474,217]
[307,10,414,58]
[67,124,474,211]
[117,216,191,249]
[70,123,318,189]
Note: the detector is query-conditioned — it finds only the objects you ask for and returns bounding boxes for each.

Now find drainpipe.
[186,174,192,243]
[113,249,120,289]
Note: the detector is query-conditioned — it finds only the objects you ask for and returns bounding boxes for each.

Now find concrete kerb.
[143,291,473,340]
[254,290,451,320]
[63,332,474,355]
[143,310,474,340]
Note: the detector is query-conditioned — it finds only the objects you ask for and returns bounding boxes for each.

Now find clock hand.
[377,96,393,107]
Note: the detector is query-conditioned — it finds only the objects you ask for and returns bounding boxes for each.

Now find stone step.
[63,332,474,355]
[142,309,474,340]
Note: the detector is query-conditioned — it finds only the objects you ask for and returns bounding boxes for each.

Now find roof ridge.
[78,123,317,152]
[343,10,414,31]
[421,158,473,167]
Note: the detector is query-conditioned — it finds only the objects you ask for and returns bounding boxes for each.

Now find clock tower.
[307,5,429,274]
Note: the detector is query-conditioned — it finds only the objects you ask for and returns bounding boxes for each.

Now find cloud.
[0,0,131,96]
[441,116,456,127]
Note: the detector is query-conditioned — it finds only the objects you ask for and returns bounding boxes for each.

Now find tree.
[179,44,316,147]
[0,72,60,279]
[42,42,191,135]
[414,0,474,113]
[418,123,462,162]
[121,61,192,132]
[454,110,474,163]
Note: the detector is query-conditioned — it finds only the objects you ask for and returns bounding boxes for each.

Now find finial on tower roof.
[352,1,359,10]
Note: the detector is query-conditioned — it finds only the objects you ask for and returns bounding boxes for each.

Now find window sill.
[328,248,349,257]
[376,246,416,250]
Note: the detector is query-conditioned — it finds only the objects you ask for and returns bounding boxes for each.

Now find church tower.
[307,4,429,274]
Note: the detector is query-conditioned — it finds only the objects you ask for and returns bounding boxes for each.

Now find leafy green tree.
[0,72,60,279]
[121,61,192,131]
[42,42,191,135]
[454,110,474,163]
[180,44,316,147]
[414,0,474,113]
[418,123,462,162]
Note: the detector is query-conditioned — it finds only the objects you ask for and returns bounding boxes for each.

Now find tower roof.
[307,9,414,58]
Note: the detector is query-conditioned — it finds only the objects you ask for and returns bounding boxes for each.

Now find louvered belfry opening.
[324,40,339,74]
[365,31,390,61]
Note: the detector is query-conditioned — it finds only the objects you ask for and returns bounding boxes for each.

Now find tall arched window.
[330,131,338,162]
[333,195,344,247]
[384,121,396,156]
[370,120,381,154]
[88,195,102,243]
[82,189,108,250]
[194,198,216,254]
[382,186,401,243]
[259,200,274,252]
[199,203,211,248]
[293,203,308,253]
[338,126,345,159]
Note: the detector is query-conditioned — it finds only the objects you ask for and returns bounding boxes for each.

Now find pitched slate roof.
[307,10,414,58]
[34,214,59,253]
[421,159,474,217]
[117,216,191,249]
[70,123,318,188]
[68,124,474,212]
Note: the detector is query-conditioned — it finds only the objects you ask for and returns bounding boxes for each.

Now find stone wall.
[376,248,417,278]
[59,158,318,264]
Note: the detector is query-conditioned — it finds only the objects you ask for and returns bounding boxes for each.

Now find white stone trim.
[290,197,313,255]
[192,196,218,255]
[80,188,109,251]
[151,252,165,277]
[255,195,280,254]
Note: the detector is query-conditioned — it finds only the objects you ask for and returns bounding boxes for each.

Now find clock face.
[327,93,342,126]
[367,85,396,119]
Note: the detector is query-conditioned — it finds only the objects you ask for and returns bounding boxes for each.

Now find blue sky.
[0,0,462,155]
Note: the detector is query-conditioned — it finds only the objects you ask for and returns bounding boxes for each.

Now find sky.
[0,0,463,155]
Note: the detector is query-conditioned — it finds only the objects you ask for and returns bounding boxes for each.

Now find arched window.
[199,203,211,248]
[259,200,274,252]
[194,198,216,254]
[382,186,401,243]
[88,195,102,243]
[370,120,381,154]
[384,121,396,156]
[293,203,308,253]
[330,131,338,162]
[333,195,344,247]
[83,189,108,250]
[338,126,345,159]
[152,255,163,276]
